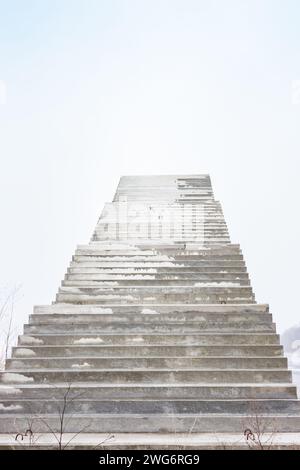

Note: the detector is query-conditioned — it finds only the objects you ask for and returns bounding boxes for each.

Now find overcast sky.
[0,0,300,333]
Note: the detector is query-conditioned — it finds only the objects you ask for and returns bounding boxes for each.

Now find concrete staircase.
[0,175,299,442]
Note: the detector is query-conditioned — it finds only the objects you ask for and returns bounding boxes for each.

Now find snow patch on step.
[14,348,37,357]
[73,338,104,345]
[0,403,23,411]
[195,282,240,287]
[142,309,159,315]
[94,308,113,314]
[20,336,44,345]
[116,275,155,280]
[87,295,136,300]
[1,373,34,384]
[0,386,22,395]
[90,256,171,261]
[71,362,91,369]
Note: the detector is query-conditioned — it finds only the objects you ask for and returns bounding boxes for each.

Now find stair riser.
[29,313,273,325]
[18,334,279,346]
[56,295,255,304]
[66,275,250,282]
[34,304,267,314]
[12,345,284,358]
[68,267,248,273]
[0,370,292,384]
[6,357,288,370]
[63,279,250,287]
[23,323,276,334]
[71,260,246,267]
[1,400,299,415]
[1,385,295,400]
[95,235,231,241]
[95,233,230,237]
[74,247,240,256]
[1,415,300,433]
[73,255,244,261]
[58,286,253,293]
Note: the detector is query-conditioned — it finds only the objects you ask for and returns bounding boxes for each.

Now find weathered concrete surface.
[2,432,300,450]
[0,174,299,448]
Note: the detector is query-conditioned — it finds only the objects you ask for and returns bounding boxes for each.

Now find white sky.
[0,0,300,333]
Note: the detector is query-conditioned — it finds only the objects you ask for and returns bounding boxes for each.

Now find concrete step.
[73,254,244,260]
[12,344,284,358]
[98,235,231,241]
[79,243,235,250]
[71,259,245,267]
[29,311,272,325]
[1,383,295,400]
[68,267,248,273]
[57,286,253,293]
[88,241,234,248]
[62,279,250,287]
[23,321,276,334]
[100,228,230,233]
[66,271,249,282]
[96,221,227,225]
[105,235,231,240]
[76,246,241,256]
[94,219,228,224]
[95,226,230,231]
[65,272,250,280]
[129,231,229,235]
[0,369,292,384]
[94,225,229,230]
[55,295,255,304]
[2,432,300,449]
[76,244,239,251]
[56,286,255,304]
[1,413,300,433]
[0,399,299,415]
[94,235,231,241]
[84,244,234,251]
[73,257,243,265]
[6,356,288,370]
[33,304,268,314]
[17,333,279,346]
[94,217,227,222]
[96,240,232,244]
[65,269,249,284]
